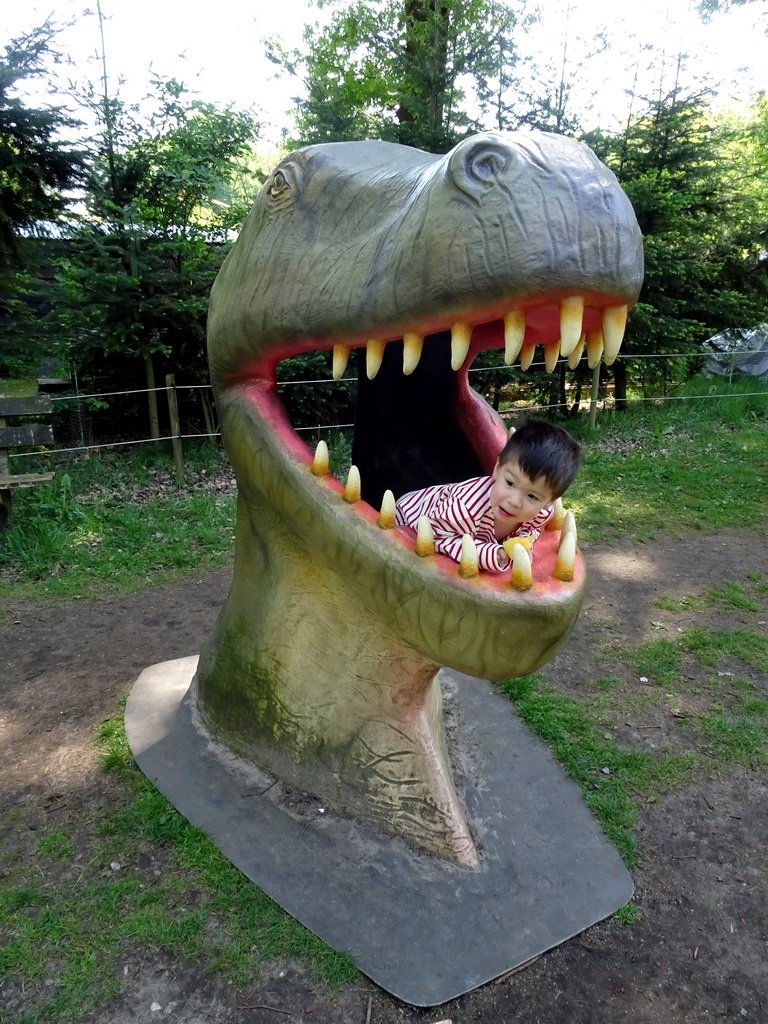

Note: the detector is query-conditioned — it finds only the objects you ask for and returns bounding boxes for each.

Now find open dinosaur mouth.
[251,291,626,593]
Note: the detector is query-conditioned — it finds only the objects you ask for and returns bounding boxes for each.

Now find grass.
[1,374,767,1018]
[0,442,236,601]
[565,376,768,543]
[0,714,358,1024]
[499,597,768,871]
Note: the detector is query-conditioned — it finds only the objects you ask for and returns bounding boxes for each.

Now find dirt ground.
[2,527,767,1024]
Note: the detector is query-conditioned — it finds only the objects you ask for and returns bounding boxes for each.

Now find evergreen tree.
[583,81,767,404]
[0,22,86,376]
[0,22,85,256]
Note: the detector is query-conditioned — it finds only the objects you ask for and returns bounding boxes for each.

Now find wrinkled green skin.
[197,132,644,866]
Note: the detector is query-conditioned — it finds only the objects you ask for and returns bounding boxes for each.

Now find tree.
[271,0,522,153]
[0,22,85,256]
[51,62,260,437]
[0,22,86,377]
[583,77,767,406]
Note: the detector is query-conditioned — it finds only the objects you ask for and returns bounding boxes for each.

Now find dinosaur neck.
[196,493,479,867]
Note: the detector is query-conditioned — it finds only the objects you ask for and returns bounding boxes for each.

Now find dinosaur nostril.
[448,135,515,199]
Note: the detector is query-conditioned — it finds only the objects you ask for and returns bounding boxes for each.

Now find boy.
[395,420,581,572]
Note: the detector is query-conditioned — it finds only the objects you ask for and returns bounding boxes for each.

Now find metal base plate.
[126,657,633,1006]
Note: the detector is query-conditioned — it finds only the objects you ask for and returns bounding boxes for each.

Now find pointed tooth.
[450,323,471,371]
[415,515,435,556]
[553,530,576,582]
[602,305,627,365]
[586,330,604,369]
[560,510,577,545]
[377,489,396,529]
[502,534,532,561]
[402,332,423,375]
[559,296,584,356]
[504,310,526,365]
[510,542,533,591]
[567,333,586,370]
[311,440,329,476]
[458,535,479,578]
[366,339,385,379]
[545,497,564,532]
[332,344,349,380]
[544,340,559,373]
[520,342,536,371]
[343,464,361,503]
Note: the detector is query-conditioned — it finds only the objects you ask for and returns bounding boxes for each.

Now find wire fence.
[6,350,767,467]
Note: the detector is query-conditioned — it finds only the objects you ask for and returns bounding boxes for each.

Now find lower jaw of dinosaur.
[200,315,589,865]
[196,493,480,868]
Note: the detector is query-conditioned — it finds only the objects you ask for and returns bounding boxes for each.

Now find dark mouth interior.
[351,330,485,508]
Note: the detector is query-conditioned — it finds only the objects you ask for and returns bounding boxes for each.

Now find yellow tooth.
[332,344,349,380]
[377,489,396,529]
[504,310,526,365]
[553,530,576,582]
[544,340,560,373]
[561,510,577,545]
[343,465,361,503]
[311,440,329,476]
[559,296,584,356]
[520,342,536,371]
[567,333,586,369]
[602,305,627,365]
[403,332,423,375]
[510,542,533,591]
[458,535,479,579]
[366,339,385,379]
[586,330,604,368]
[450,323,471,371]
[503,535,533,560]
[545,496,564,531]
[415,515,435,556]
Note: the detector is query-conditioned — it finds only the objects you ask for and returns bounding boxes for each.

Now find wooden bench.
[0,394,55,530]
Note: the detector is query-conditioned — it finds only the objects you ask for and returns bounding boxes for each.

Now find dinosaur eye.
[264,161,304,210]
[270,171,289,197]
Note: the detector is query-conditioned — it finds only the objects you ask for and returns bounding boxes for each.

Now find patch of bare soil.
[2,529,767,1024]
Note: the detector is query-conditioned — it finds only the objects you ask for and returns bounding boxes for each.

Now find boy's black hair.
[498,420,581,498]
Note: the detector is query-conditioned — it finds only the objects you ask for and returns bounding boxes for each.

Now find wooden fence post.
[165,374,185,485]
[588,364,601,430]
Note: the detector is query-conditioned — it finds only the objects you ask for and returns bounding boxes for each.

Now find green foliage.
[0,22,85,257]
[0,717,358,1022]
[0,23,87,376]
[0,445,236,600]
[276,349,356,429]
[680,628,768,673]
[613,640,681,688]
[565,376,768,543]
[46,69,260,418]
[584,87,767,397]
[274,0,521,152]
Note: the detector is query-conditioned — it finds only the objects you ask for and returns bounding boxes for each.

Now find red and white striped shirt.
[395,476,553,572]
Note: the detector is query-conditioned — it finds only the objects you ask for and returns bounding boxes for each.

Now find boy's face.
[490,456,556,538]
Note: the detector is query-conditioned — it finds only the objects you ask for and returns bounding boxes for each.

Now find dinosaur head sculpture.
[197,131,644,866]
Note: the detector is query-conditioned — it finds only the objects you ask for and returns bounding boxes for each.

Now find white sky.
[3,0,767,144]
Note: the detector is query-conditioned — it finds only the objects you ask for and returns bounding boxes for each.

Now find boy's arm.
[429,499,509,572]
